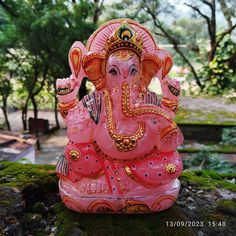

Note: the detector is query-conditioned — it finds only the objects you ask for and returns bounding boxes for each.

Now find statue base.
[59,178,180,213]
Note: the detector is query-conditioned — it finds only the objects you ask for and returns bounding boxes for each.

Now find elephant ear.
[140,53,162,92]
[82,52,106,90]
[162,54,173,79]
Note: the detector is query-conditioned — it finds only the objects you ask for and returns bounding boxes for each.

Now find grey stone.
[71,228,84,236]
[51,226,58,234]
[197,231,204,236]
[187,197,194,203]
[3,216,22,236]
[22,213,46,231]
[197,190,204,194]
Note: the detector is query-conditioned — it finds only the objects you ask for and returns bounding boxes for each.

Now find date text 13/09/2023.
[166,221,226,227]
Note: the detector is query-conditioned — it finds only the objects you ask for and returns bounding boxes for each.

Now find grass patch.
[216,199,236,214]
[181,170,236,192]
[0,162,57,190]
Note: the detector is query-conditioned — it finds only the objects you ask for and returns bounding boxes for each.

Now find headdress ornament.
[86,19,157,55]
[104,21,143,57]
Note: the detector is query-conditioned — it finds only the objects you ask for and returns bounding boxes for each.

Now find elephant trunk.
[121,82,173,122]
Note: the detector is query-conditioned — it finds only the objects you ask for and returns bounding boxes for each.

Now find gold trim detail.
[114,50,134,61]
[86,18,157,52]
[104,21,143,57]
[124,165,159,188]
[151,195,176,212]
[57,98,79,119]
[120,200,151,213]
[93,140,156,163]
[160,122,178,141]
[87,200,116,213]
[124,166,136,180]
[69,149,81,161]
[161,97,178,113]
[103,89,146,152]
[62,196,84,212]
[165,163,177,174]
[121,82,172,121]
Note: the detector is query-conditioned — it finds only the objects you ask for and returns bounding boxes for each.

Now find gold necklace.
[103,89,146,152]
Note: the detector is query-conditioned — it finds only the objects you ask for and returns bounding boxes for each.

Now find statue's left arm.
[56,41,88,122]
[160,76,181,119]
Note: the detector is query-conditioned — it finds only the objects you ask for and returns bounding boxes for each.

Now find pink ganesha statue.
[56,19,184,213]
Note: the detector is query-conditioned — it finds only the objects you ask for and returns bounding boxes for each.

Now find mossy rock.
[55,203,196,236]
[1,162,236,236]
[0,162,57,190]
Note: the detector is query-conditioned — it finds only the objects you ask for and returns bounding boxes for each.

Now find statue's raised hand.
[56,41,88,103]
[56,75,80,103]
[162,77,181,100]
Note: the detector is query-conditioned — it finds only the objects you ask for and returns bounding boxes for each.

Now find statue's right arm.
[56,75,80,122]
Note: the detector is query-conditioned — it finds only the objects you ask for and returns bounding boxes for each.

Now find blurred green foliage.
[184,127,236,173]
[0,0,99,130]
[221,127,236,145]
[200,37,236,95]
[183,147,235,173]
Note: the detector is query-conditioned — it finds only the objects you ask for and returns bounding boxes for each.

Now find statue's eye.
[131,68,137,75]
[109,69,117,76]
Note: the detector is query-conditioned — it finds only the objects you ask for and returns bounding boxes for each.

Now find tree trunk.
[22,96,30,131]
[53,80,60,129]
[31,95,41,150]
[1,98,11,131]
[22,106,28,131]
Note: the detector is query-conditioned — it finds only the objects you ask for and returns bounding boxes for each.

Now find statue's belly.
[93,119,159,161]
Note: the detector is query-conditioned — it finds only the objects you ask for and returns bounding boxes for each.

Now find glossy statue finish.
[56,19,184,213]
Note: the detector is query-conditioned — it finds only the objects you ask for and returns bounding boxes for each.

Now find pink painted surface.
[56,19,184,213]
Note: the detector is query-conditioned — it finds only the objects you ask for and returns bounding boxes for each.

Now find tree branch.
[210,23,236,58]
[34,65,49,96]
[93,0,104,24]
[199,0,213,10]
[219,0,233,28]
[185,3,210,24]
[154,32,165,37]
[143,0,203,89]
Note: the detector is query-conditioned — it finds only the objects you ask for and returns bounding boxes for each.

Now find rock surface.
[0,162,235,236]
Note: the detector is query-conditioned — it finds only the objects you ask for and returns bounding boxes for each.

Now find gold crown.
[105,21,143,57]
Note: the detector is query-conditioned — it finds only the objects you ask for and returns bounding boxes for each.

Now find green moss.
[181,170,236,192]
[216,199,236,213]
[201,212,225,222]
[55,203,195,236]
[0,162,57,190]
[32,202,48,217]
[175,107,236,125]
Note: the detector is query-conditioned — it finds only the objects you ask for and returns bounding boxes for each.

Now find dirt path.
[180,97,236,112]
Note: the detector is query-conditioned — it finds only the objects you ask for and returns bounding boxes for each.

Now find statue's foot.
[59,178,180,213]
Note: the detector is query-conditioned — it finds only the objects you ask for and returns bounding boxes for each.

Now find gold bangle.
[161,98,178,113]
[58,98,79,118]
[160,122,177,140]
